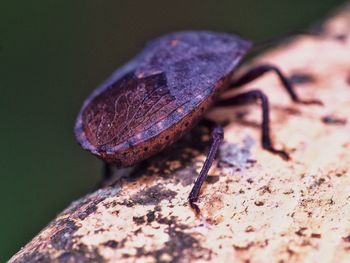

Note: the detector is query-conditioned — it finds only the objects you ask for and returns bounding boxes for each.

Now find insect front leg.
[189,125,224,215]
[96,163,114,188]
[215,89,290,160]
[227,64,322,105]
[103,163,112,180]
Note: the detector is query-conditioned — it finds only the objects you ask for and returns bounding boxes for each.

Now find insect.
[75,31,321,214]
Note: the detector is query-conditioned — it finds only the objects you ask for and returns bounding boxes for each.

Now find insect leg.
[103,163,112,180]
[189,125,224,215]
[199,118,217,130]
[228,64,322,105]
[216,89,290,160]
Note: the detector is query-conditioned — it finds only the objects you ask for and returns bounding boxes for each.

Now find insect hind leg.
[215,89,290,161]
[227,64,322,105]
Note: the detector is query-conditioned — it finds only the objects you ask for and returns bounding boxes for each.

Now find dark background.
[0,1,345,261]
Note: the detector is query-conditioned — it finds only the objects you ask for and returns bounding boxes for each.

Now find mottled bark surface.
[9,4,350,263]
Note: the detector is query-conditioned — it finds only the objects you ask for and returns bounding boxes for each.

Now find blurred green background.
[0,0,345,261]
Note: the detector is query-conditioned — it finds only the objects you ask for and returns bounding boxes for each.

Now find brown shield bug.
[75,31,321,214]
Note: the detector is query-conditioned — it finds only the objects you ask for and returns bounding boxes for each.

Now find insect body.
[75,31,320,213]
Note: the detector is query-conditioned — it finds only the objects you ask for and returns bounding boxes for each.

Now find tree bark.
[9,4,350,263]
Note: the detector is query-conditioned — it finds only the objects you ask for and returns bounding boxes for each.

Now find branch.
[10,4,350,263]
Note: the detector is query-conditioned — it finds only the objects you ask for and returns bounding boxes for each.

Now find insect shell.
[75,31,252,167]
